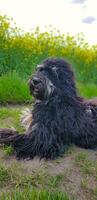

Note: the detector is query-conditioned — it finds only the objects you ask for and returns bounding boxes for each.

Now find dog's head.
[28,58,76,101]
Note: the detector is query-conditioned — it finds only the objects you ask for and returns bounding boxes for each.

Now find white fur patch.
[86,107,92,114]
[47,80,54,96]
[20,108,32,131]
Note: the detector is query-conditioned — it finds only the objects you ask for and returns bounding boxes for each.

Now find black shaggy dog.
[0,57,97,159]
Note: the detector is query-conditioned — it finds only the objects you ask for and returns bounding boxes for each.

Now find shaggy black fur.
[0,57,97,159]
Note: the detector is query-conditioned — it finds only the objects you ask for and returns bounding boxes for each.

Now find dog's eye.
[38,67,44,72]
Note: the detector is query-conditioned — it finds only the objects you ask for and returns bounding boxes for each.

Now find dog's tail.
[0,128,32,158]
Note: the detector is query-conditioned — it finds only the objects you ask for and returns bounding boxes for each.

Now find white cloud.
[71,0,86,4]
[82,16,96,24]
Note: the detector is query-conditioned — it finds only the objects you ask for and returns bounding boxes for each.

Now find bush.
[0,72,31,103]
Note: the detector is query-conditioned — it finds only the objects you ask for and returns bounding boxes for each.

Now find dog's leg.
[0,128,18,144]
[0,125,65,159]
[0,128,32,158]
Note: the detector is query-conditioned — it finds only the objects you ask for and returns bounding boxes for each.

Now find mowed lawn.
[0,106,97,200]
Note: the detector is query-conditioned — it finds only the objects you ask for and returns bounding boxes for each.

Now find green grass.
[0,72,31,104]
[0,107,26,132]
[0,165,10,183]
[0,159,70,199]
[80,178,88,190]
[3,145,14,157]
[48,174,65,188]
[75,152,87,162]
[1,188,71,200]
[16,170,65,189]
[77,83,97,98]
[75,152,97,176]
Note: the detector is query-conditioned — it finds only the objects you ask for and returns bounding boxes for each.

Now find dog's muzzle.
[32,77,41,86]
[28,76,45,100]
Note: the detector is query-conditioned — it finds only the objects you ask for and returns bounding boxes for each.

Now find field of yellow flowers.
[0,15,97,103]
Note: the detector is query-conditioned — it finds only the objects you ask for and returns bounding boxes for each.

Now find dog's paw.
[20,108,32,131]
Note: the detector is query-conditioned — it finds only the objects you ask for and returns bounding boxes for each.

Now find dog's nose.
[32,77,40,85]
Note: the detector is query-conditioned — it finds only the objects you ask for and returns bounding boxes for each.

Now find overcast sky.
[0,0,97,45]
